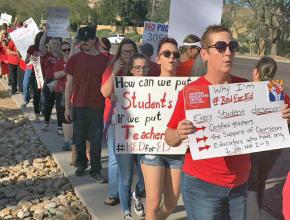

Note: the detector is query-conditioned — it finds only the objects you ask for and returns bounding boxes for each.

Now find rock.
[17,210,30,218]
[33,212,45,220]
[4,190,16,199]
[15,190,31,201]
[53,177,68,189]
[44,202,57,209]
[0,208,11,218]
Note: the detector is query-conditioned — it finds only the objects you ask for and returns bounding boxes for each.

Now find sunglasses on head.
[159,50,180,59]
[61,48,71,53]
[208,41,239,53]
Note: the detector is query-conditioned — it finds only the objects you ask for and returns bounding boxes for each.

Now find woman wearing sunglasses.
[53,41,73,151]
[101,39,146,220]
[177,34,201,77]
[140,37,183,220]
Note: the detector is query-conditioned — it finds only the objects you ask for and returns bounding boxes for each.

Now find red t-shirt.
[102,65,125,122]
[148,61,160,77]
[26,45,39,70]
[101,51,114,61]
[41,52,58,82]
[167,75,250,188]
[176,59,194,77]
[19,60,26,71]
[7,40,19,65]
[283,172,290,220]
[65,52,109,108]
[54,58,66,93]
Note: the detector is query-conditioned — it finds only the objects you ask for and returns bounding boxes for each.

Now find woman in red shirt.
[54,41,72,150]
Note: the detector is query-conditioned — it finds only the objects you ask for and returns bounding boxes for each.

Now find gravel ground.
[0,84,91,220]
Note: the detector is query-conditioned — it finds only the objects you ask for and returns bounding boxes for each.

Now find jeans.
[55,92,66,126]
[17,68,24,92]
[116,152,145,212]
[42,84,56,123]
[9,64,18,93]
[247,150,281,220]
[73,107,104,173]
[107,124,119,198]
[182,173,247,220]
[23,69,32,103]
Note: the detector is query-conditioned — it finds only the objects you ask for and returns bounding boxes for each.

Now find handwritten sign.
[184,81,290,160]
[47,7,70,38]
[142,21,168,60]
[168,0,223,46]
[31,56,44,89]
[9,18,40,59]
[0,13,12,25]
[114,76,198,154]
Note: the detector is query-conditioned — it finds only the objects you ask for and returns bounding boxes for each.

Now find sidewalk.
[0,79,278,220]
[235,53,290,64]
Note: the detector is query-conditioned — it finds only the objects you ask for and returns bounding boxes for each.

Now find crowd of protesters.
[1,19,290,220]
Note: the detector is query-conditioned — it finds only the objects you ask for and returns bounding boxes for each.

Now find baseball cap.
[77,26,95,41]
[140,43,154,57]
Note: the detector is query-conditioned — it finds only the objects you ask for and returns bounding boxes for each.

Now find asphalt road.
[232,57,290,94]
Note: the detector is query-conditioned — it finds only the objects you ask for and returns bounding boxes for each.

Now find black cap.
[140,43,154,57]
[77,26,95,41]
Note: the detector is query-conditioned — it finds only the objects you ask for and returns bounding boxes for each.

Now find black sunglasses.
[208,41,239,53]
[159,50,180,59]
[62,48,71,53]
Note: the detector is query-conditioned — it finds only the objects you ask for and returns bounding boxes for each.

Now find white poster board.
[142,21,168,60]
[9,18,40,59]
[168,0,223,46]
[114,76,198,154]
[184,81,290,160]
[0,13,12,25]
[31,56,44,89]
[47,7,70,38]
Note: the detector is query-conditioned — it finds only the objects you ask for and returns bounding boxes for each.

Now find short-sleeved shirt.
[26,45,39,70]
[65,52,109,109]
[41,52,58,82]
[167,75,251,188]
[102,65,125,122]
[7,40,19,65]
[18,60,26,71]
[54,58,66,93]
[176,59,194,77]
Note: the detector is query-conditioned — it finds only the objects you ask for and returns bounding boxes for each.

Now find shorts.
[141,154,184,169]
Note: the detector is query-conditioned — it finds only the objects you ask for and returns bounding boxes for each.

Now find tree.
[148,0,171,23]
[244,0,290,55]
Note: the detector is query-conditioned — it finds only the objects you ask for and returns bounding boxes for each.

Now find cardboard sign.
[168,0,223,46]
[184,81,290,160]
[9,18,40,59]
[142,21,168,60]
[47,7,70,38]
[31,56,44,89]
[114,76,198,154]
[0,13,12,25]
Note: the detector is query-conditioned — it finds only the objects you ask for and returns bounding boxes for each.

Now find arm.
[282,104,290,123]
[165,119,195,147]
[39,31,48,57]
[101,59,124,97]
[64,74,73,122]
[54,70,66,80]
[25,52,32,64]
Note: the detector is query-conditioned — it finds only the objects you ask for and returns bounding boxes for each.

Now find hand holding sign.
[177,119,195,141]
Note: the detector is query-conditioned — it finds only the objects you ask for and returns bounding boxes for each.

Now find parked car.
[108,34,125,44]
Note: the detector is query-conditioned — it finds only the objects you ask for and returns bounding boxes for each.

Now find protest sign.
[184,80,290,160]
[168,0,223,46]
[142,21,168,60]
[0,13,12,25]
[9,18,39,59]
[47,7,70,38]
[114,76,198,154]
[31,56,44,89]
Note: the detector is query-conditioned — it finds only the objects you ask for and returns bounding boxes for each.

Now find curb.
[235,54,290,64]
